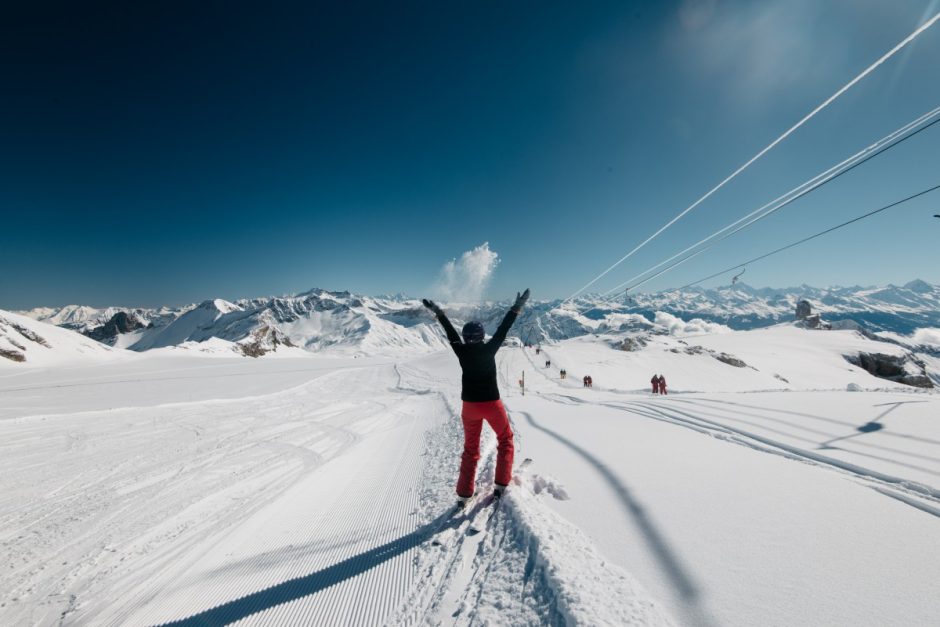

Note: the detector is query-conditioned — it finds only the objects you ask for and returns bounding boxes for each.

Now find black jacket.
[436,308,519,402]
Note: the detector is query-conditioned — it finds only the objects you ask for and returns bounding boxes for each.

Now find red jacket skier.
[423,289,529,506]
[658,375,667,395]
[651,375,660,394]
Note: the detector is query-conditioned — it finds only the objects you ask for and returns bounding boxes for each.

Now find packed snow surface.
[1,323,938,625]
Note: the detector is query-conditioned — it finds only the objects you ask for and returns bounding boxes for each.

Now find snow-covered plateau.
[2,285,939,625]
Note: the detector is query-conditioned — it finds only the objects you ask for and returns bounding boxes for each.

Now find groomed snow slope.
[1,324,937,626]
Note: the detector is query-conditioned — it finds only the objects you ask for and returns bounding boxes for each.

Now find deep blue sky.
[2,0,939,309]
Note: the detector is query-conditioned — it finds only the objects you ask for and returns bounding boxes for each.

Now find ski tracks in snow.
[535,386,940,519]
[1,364,430,625]
[636,399,940,513]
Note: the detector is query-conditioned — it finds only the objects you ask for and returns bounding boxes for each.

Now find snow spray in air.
[434,242,499,305]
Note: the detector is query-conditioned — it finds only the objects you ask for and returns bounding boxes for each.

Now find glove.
[512,289,530,312]
[422,298,443,316]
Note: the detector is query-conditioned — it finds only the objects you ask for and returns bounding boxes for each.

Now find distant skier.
[651,375,660,394]
[423,289,530,506]
[658,374,667,395]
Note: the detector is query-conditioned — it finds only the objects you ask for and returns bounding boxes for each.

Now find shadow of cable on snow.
[819,400,928,448]
[517,411,701,604]
[157,509,454,627]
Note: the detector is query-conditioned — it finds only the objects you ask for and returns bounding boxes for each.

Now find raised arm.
[488,289,529,349]
[422,299,461,347]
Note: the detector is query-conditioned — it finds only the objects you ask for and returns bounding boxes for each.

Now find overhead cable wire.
[564,10,940,303]
[620,115,940,293]
[678,183,940,290]
[563,105,940,319]
[606,105,940,295]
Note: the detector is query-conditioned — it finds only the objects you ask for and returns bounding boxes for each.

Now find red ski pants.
[457,400,514,498]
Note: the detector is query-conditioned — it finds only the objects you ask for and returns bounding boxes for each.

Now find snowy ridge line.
[620,400,940,508]
[16,279,940,354]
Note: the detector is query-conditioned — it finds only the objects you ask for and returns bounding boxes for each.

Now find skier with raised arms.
[422,289,530,507]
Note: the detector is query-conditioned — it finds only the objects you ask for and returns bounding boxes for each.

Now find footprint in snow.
[526,473,570,500]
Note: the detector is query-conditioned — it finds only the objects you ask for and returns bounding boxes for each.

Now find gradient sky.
[2,0,939,309]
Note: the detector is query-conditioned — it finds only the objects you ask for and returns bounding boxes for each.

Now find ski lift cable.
[563,11,940,304]
[604,106,940,296]
[624,144,940,296]
[621,113,940,294]
[678,183,940,290]
[560,106,940,322]
[603,105,940,295]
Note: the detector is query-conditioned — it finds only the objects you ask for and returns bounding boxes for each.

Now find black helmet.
[462,321,485,344]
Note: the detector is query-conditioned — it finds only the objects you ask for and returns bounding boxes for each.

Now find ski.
[467,457,532,535]
[430,494,482,546]
[466,494,498,536]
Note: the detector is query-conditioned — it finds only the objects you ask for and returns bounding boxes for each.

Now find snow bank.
[490,485,675,626]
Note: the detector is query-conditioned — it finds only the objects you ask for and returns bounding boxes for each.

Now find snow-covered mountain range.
[15,279,940,355]
[621,279,940,333]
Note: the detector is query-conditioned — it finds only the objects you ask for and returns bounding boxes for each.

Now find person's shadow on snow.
[158,509,454,626]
